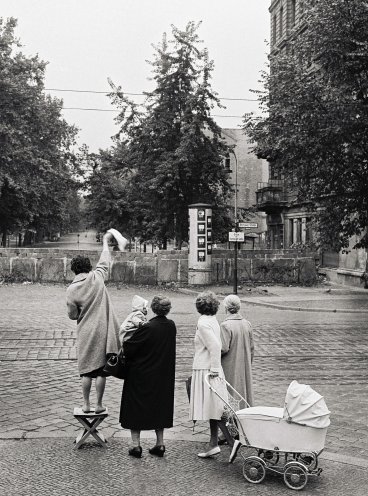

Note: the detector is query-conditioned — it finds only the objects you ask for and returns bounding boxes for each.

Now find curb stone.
[178,288,368,314]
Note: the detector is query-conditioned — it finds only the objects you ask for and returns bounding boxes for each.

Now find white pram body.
[207,377,330,491]
[237,406,328,453]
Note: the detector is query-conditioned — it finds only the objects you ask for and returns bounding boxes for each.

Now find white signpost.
[238,222,258,229]
[229,232,245,242]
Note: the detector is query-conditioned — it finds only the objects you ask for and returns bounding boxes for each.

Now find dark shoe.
[218,436,227,446]
[149,445,165,457]
[129,446,142,458]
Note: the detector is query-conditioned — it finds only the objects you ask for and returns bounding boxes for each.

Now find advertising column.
[188,203,212,285]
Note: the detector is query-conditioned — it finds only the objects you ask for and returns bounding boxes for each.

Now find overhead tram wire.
[48,87,257,117]
[61,106,245,118]
[45,87,258,102]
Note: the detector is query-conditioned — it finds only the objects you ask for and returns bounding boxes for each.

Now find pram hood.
[283,380,330,428]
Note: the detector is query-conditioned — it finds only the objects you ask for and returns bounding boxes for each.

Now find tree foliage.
[87,22,232,247]
[86,146,132,234]
[244,0,368,250]
[0,18,79,244]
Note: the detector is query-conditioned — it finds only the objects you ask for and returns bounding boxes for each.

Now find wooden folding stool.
[73,407,108,449]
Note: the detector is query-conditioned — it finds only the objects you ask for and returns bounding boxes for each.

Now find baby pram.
[205,375,330,491]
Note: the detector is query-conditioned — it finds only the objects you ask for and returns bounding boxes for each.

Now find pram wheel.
[242,456,266,484]
[295,452,318,471]
[283,462,308,490]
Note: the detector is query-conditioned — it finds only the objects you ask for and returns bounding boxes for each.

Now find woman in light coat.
[220,294,254,409]
[66,232,120,414]
[189,291,226,458]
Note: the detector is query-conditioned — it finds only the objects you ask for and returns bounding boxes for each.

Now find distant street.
[33,230,100,251]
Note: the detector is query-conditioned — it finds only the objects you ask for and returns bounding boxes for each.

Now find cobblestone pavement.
[1,284,368,494]
[1,439,367,496]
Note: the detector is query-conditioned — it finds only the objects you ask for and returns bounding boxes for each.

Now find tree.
[244,0,368,252]
[102,22,232,247]
[86,146,132,236]
[0,18,79,245]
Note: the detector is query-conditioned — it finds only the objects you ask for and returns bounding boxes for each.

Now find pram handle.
[204,373,250,409]
[204,373,251,447]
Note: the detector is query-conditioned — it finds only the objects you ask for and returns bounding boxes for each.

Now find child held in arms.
[119,295,149,345]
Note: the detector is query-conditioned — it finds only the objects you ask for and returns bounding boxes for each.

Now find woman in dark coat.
[119,295,176,458]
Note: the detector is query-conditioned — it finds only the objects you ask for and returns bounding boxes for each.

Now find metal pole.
[232,151,238,295]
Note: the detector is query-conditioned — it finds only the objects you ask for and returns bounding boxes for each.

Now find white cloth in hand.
[107,228,128,251]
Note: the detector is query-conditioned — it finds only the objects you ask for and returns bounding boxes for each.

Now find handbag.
[103,348,128,379]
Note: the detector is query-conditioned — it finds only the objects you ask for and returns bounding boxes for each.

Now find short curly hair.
[70,255,92,275]
[195,291,220,316]
[151,295,172,316]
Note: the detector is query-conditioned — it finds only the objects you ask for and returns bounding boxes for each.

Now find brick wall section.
[0,248,317,285]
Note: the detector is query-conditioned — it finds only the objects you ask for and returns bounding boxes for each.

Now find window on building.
[270,168,283,181]
[305,217,312,243]
[290,0,296,26]
[289,219,294,246]
[224,155,231,173]
[279,7,284,38]
[272,14,277,44]
[296,218,302,243]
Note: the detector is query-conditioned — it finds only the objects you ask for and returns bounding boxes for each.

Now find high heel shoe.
[129,446,142,458]
[149,445,165,457]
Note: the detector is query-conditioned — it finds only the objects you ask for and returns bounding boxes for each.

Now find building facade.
[222,128,268,248]
[270,0,304,55]
[256,0,313,250]
[261,0,367,286]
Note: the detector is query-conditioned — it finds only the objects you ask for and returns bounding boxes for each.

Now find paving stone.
[0,283,367,494]
[0,439,367,496]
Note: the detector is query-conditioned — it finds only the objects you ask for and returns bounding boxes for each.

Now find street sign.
[229,232,245,242]
[238,222,258,229]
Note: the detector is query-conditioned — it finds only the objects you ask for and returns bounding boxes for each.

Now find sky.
[2,0,270,152]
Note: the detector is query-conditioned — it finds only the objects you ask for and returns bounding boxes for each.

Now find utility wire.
[62,106,245,117]
[45,87,258,102]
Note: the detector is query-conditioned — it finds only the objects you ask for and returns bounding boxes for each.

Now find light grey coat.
[220,313,254,408]
[66,251,120,375]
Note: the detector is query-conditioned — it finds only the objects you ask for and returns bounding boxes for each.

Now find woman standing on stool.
[189,291,225,458]
[66,231,119,414]
[119,295,176,458]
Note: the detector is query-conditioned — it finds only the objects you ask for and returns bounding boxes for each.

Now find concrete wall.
[319,236,367,289]
[0,248,316,286]
[212,249,317,286]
